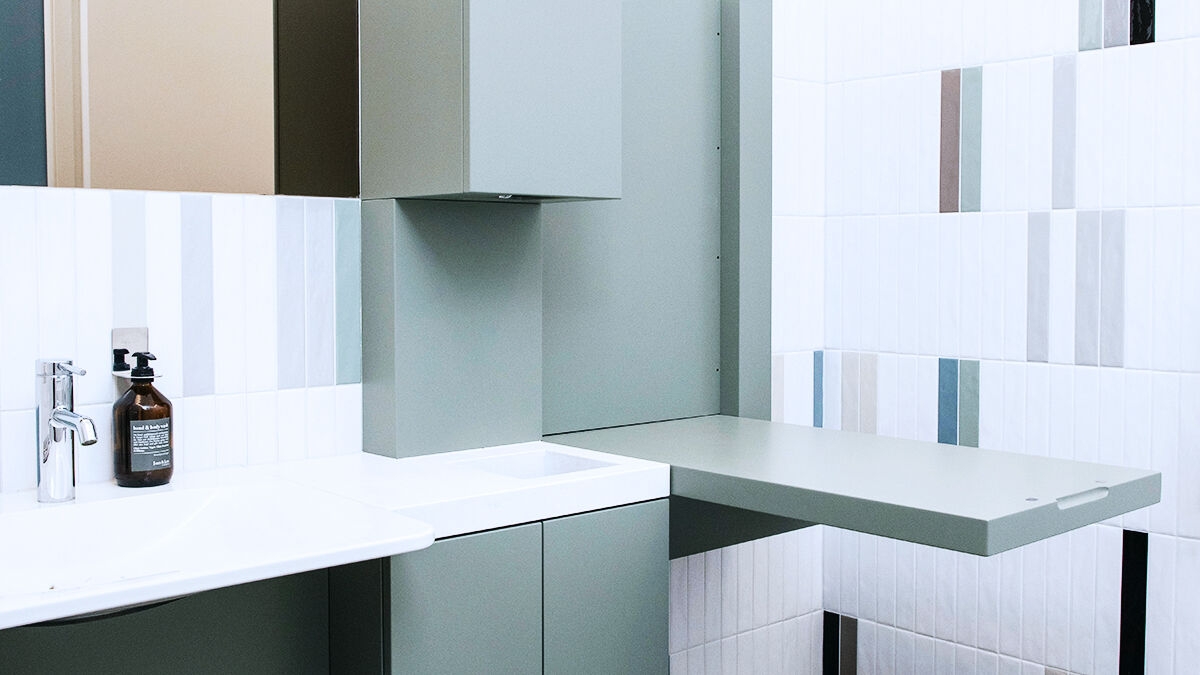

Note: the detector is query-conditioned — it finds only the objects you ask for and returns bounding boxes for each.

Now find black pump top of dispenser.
[113,348,130,372]
[131,352,157,380]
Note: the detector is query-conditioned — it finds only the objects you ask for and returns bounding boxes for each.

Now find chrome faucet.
[35,359,98,503]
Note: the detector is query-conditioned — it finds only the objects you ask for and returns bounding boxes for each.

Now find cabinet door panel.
[389,523,542,675]
[543,499,669,675]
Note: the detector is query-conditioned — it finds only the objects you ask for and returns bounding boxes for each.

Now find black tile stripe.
[1130,0,1155,45]
[1120,529,1149,674]
[839,616,858,675]
[823,611,839,675]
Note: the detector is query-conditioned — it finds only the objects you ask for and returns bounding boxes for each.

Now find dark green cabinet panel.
[389,523,543,675]
[543,500,669,675]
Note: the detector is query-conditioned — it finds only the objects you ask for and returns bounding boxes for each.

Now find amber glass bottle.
[113,352,173,487]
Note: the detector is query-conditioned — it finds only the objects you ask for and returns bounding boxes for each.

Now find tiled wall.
[0,186,362,493]
[768,0,1200,672]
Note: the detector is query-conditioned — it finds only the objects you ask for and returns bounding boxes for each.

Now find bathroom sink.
[0,477,433,628]
[456,448,616,479]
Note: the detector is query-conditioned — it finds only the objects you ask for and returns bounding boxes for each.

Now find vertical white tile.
[1154,42,1185,206]
[214,393,248,468]
[143,193,184,401]
[1027,58,1053,211]
[670,556,688,655]
[304,199,336,386]
[1175,538,1200,675]
[0,189,39,412]
[1004,60,1031,212]
[919,71,943,214]
[1019,540,1046,664]
[242,195,278,393]
[877,219,899,353]
[737,541,755,632]
[977,549,1001,653]
[1185,41,1200,207]
[1094,524,1123,674]
[999,655,1022,675]
[1127,46,1156,207]
[685,645,705,675]
[861,219,880,351]
[773,80,804,217]
[858,619,877,674]
[825,219,844,349]
[1022,362,1051,456]
[687,553,705,649]
[1101,48,1129,208]
[718,544,737,638]
[245,390,278,465]
[276,388,307,462]
[1046,211,1076,364]
[1124,209,1155,371]
[897,215,920,354]
[1150,373,1180,535]
[782,352,814,427]
[858,534,878,623]
[842,219,862,349]
[934,548,957,642]
[875,622,896,674]
[1122,371,1153,531]
[1180,375,1200,539]
[825,85,845,215]
[915,544,937,636]
[766,621,784,675]
[955,553,978,648]
[934,636,956,675]
[938,216,961,357]
[1073,366,1100,464]
[839,530,858,618]
[978,359,1004,450]
[896,355,919,441]
[180,395,216,472]
[918,215,939,356]
[917,356,939,443]
[823,528,841,616]
[334,383,362,456]
[704,639,721,675]
[1040,364,1067,460]
[1002,362,1027,453]
[304,386,337,458]
[898,76,921,215]
[1003,213,1029,362]
[752,626,769,674]
[960,214,981,359]
[896,625,916,673]
[211,194,247,395]
[1075,50,1104,209]
[0,410,35,492]
[1152,209,1183,371]
[875,537,896,627]
[1043,534,1071,670]
[1145,534,1177,675]
[1157,0,1189,40]
[781,533,799,622]
[914,632,936,675]
[877,354,898,438]
[721,635,738,675]
[669,650,686,675]
[35,189,77,360]
[1181,209,1200,373]
[768,535,785,624]
[1067,528,1097,675]
[824,351,842,431]
[895,541,916,632]
[980,63,1007,212]
[72,189,113,407]
[998,547,1023,657]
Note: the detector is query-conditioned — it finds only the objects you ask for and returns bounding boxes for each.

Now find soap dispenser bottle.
[113,352,173,487]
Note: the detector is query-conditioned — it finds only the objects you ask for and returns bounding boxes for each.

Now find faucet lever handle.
[55,362,86,377]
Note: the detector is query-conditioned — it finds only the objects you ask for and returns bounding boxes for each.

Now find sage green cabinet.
[359,0,621,202]
[334,500,668,674]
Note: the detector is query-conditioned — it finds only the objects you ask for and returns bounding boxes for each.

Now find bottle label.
[130,419,171,473]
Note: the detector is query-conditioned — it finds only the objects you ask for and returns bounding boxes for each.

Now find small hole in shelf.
[1026,497,1038,502]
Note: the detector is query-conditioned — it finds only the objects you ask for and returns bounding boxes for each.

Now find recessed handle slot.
[1056,486,1109,510]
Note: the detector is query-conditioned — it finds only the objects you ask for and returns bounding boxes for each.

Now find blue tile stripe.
[937,358,958,444]
[814,351,824,429]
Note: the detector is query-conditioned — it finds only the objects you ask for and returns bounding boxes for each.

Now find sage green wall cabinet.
[390,523,543,674]
[334,500,668,674]
[360,0,621,202]
[543,500,669,675]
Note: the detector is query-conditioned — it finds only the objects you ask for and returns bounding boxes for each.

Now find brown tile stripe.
[940,69,961,213]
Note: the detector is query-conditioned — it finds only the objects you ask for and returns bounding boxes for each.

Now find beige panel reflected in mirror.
[45,0,274,195]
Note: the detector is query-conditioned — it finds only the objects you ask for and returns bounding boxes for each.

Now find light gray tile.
[110,191,147,328]
[334,200,362,384]
[841,352,860,432]
[1076,212,1102,365]
[772,354,785,422]
[1104,0,1130,47]
[960,67,983,213]
[860,352,878,435]
[180,194,214,396]
[304,199,335,387]
[1100,210,1126,367]
[1079,0,1103,50]
[1027,212,1051,363]
[276,198,307,390]
[1053,56,1077,210]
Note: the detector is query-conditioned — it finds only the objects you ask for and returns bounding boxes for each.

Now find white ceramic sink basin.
[455,447,616,479]
[0,477,433,629]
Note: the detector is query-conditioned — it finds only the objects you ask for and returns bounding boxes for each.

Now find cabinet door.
[543,499,669,675]
[389,522,542,675]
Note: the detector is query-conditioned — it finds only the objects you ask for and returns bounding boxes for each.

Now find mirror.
[1,0,358,197]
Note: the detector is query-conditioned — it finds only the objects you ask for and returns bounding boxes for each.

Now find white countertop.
[0,441,668,630]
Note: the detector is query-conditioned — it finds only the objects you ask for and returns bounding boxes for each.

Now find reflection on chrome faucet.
[35,360,98,503]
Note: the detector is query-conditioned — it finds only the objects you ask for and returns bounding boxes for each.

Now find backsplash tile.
[275,198,307,390]
[0,186,361,494]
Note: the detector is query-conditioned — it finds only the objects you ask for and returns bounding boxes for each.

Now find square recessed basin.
[459,449,615,479]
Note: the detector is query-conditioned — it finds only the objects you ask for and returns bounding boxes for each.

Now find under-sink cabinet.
[332,499,669,674]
